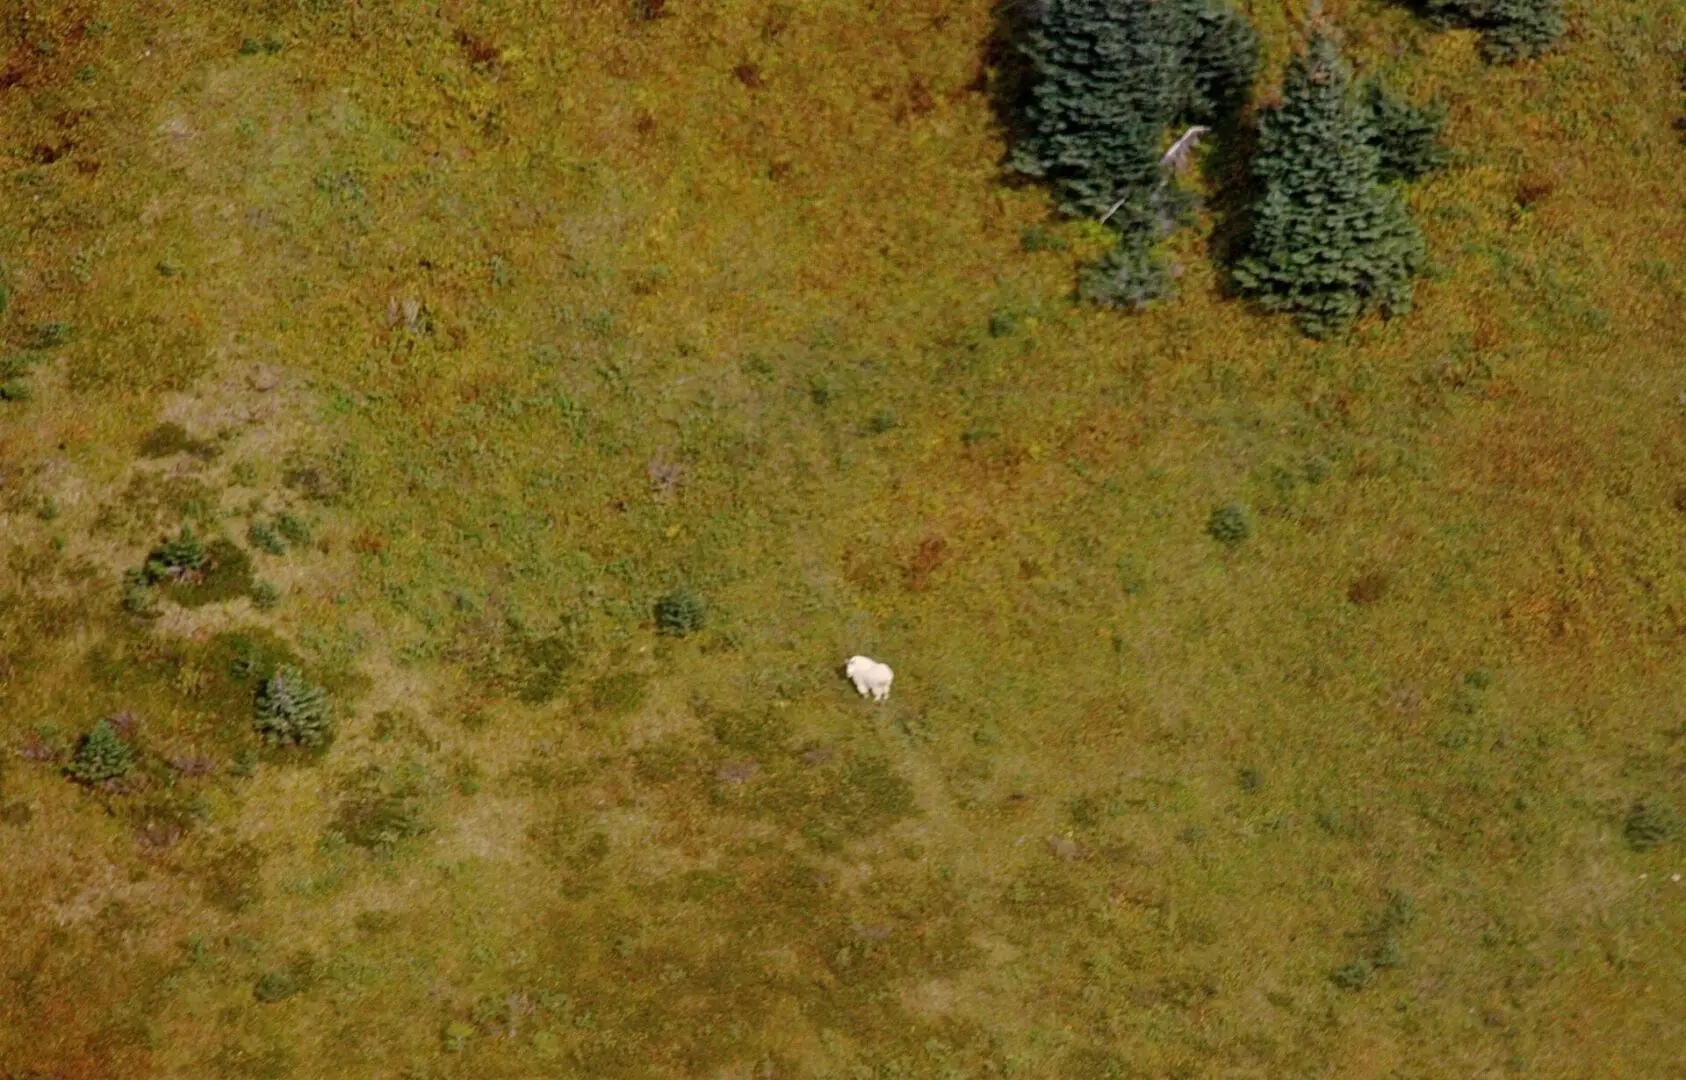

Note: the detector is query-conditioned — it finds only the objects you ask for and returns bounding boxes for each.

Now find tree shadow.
[1201,105,1262,301]
[978,0,1043,191]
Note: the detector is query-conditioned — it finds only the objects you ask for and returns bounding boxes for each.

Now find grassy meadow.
[2,0,1685,1075]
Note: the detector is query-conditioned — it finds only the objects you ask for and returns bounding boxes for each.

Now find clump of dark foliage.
[65,718,133,785]
[656,586,708,637]
[1231,30,1427,338]
[1411,0,1564,64]
[253,665,334,748]
[1009,0,1258,307]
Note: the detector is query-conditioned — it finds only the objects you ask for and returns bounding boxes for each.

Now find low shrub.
[251,580,281,611]
[253,953,314,1003]
[1625,797,1682,850]
[254,970,303,1003]
[1020,224,1069,253]
[239,36,284,56]
[1207,502,1251,544]
[656,587,707,637]
[275,512,311,545]
[0,354,39,403]
[1331,957,1375,991]
[23,322,73,349]
[202,841,264,913]
[248,519,287,555]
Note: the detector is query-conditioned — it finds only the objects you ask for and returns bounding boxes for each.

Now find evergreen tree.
[254,665,333,748]
[1011,0,1257,306]
[1421,0,1563,64]
[1362,78,1450,184]
[67,719,133,785]
[1179,0,1259,125]
[1231,30,1426,339]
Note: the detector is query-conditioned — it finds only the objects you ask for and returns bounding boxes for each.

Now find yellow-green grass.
[2,0,1685,1075]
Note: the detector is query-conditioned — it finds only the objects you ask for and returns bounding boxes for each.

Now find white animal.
[844,656,893,702]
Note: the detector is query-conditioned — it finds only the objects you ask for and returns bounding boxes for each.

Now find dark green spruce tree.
[1231,29,1426,339]
[1362,77,1450,184]
[1011,0,1257,307]
[1419,0,1564,63]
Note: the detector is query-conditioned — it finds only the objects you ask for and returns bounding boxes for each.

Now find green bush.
[24,322,73,349]
[1330,957,1375,991]
[248,519,287,555]
[1231,30,1426,338]
[251,580,281,611]
[1363,78,1450,184]
[253,665,333,747]
[1020,224,1069,253]
[141,525,209,583]
[253,954,314,1003]
[253,970,303,1002]
[1207,502,1251,544]
[1625,797,1682,850]
[988,308,1021,338]
[66,719,133,784]
[275,512,312,546]
[656,587,707,637]
[1078,237,1182,311]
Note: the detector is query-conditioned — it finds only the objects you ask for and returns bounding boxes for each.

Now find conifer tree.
[254,665,333,748]
[1422,0,1563,64]
[1362,78,1450,184]
[67,719,133,785]
[1231,29,1426,338]
[1011,0,1257,306]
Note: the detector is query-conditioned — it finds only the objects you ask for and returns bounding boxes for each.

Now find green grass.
[0,0,1683,1076]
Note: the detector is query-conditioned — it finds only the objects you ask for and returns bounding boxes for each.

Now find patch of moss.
[514,634,579,704]
[202,841,265,913]
[707,707,790,757]
[254,953,316,1003]
[331,762,435,854]
[748,751,916,850]
[589,671,648,715]
[281,445,356,505]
